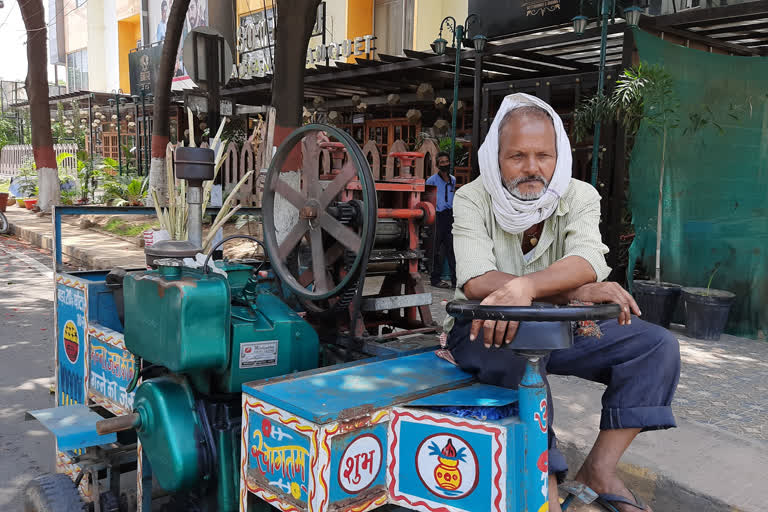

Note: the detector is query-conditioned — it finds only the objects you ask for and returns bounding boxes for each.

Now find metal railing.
[0,143,79,178]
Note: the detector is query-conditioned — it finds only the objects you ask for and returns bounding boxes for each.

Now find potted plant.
[575,63,683,327]
[18,177,39,212]
[101,174,148,206]
[681,265,735,340]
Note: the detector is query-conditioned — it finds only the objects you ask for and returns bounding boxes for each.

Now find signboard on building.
[468,0,582,38]
[235,32,376,80]
[128,44,163,96]
[234,2,375,80]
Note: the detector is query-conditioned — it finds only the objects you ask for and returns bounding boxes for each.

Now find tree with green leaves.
[575,63,680,284]
[0,113,19,151]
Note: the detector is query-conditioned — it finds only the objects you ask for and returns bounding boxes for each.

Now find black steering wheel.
[446,300,622,322]
[446,301,622,352]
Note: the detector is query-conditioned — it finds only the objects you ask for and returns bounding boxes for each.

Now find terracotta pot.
[0,192,8,212]
[24,198,38,210]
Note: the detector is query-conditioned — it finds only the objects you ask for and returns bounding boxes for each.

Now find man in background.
[426,151,457,289]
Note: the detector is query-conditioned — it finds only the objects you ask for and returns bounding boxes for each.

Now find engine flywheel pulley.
[262,124,378,302]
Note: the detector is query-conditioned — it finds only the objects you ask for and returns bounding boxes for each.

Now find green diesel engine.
[92,127,379,512]
[121,260,318,506]
[94,145,328,511]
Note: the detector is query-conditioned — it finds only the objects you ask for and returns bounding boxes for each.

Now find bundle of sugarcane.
[151,108,254,249]
[150,153,188,240]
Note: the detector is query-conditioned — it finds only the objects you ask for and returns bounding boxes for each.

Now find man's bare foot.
[574,464,651,512]
[548,474,563,512]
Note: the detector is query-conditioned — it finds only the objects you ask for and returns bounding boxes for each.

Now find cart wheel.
[23,473,87,512]
[0,212,8,235]
[99,490,120,512]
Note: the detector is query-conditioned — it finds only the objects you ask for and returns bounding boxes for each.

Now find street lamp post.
[141,91,152,175]
[573,1,641,187]
[131,94,141,175]
[108,90,128,175]
[433,14,486,176]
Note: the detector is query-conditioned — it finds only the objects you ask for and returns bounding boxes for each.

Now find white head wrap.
[478,93,572,234]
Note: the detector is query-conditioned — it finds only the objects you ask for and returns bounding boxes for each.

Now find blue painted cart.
[238,303,621,512]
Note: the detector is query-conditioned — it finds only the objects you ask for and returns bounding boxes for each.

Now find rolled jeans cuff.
[549,446,568,483]
[600,406,677,432]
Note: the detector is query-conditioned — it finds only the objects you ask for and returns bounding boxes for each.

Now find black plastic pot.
[682,287,735,341]
[631,280,681,328]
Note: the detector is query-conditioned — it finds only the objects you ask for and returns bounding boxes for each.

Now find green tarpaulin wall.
[628,30,768,339]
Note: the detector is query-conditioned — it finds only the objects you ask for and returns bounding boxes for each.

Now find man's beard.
[503,175,550,201]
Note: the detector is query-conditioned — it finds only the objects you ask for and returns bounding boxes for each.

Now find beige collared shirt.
[444,177,611,332]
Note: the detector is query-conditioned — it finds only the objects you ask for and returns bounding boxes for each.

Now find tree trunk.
[149,0,191,206]
[654,127,667,284]
[272,0,321,156]
[19,0,58,211]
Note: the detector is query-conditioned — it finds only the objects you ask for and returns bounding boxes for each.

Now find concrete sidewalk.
[428,286,768,512]
[5,206,767,511]
[4,207,146,269]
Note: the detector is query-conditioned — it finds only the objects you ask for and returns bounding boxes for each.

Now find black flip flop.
[595,489,647,511]
[560,482,647,511]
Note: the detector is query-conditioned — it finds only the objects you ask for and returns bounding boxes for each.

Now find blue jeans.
[431,209,456,287]
[447,317,681,480]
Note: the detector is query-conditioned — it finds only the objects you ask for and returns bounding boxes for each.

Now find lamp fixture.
[624,6,642,28]
[572,15,588,37]
[432,37,448,56]
[472,34,487,53]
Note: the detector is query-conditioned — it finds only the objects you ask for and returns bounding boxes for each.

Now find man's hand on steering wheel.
[468,280,641,348]
[469,277,535,348]
[567,282,641,326]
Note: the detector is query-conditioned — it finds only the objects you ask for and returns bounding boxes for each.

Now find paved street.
[0,234,61,509]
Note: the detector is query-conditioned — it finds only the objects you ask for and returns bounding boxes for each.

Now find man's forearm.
[464,256,596,302]
[519,256,597,300]
[463,271,518,300]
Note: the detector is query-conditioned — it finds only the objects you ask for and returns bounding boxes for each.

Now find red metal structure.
[317,143,437,338]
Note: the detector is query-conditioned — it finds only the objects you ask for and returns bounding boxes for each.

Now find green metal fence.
[628,30,768,339]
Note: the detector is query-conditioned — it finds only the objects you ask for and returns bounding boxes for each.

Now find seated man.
[445,93,680,512]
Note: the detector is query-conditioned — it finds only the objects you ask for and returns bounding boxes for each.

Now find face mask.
[438,164,450,172]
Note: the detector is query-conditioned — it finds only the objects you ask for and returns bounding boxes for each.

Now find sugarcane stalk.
[203,204,242,252]
[187,108,196,148]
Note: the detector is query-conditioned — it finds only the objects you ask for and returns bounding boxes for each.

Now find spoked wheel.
[262,124,377,311]
[0,212,8,235]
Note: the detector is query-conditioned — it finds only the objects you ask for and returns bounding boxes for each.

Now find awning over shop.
[222,1,768,108]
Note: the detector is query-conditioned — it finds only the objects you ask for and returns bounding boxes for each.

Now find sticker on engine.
[240,341,279,368]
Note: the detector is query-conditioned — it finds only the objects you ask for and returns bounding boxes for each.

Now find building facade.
[51,0,472,94]
[51,0,760,94]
